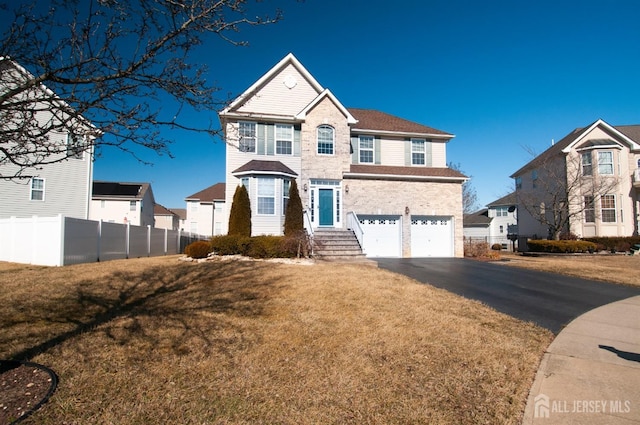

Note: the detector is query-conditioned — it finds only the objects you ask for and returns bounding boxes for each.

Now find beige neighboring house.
[89,181,155,227]
[511,119,640,238]
[218,53,466,257]
[154,204,180,230]
[171,208,187,231]
[184,182,226,236]
[0,58,97,219]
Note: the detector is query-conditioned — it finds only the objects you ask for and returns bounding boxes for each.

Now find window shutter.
[425,140,432,167]
[293,126,301,156]
[266,124,275,155]
[351,137,358,164]
[374,137,381,165]
[257,124,266,154]
[404,138,411,166]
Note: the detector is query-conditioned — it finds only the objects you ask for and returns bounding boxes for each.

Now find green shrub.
[284,179,304,236]
[582,236,640,253]
[527,239,597,253]
[228,185,251,237]
[211,235,251,256]
[246,236,295,259]
[184,240,212,259]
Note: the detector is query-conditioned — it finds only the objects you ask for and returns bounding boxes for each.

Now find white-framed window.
[584,195,595,222]
[276,124,293,155]
[241,177,249,190]
[598,151,614,175]
[515,176,522,189]
[30,178,45,201]
[239,121,257,153]
[190,221,198,234]
[495,206,508,217]
[581,152,592,176]
[257,177,275,215]
[282,179,291,215]
[499,225,504,233]
[359,136,374,163]
[129,200,136,211]
[317,125,334,155]
[66,132,84,159]
[601,194,616,222]
[411,138,425,165]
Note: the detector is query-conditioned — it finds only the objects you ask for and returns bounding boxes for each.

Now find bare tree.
[448,162,477,214]
[0,0,283,179]
[515,146,620,240]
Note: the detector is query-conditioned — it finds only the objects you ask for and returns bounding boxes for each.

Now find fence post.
[58,215,65,266]
[97,220,102,262]
[126,222,130,259]
[147,225,151,257]
[164,228,168,255]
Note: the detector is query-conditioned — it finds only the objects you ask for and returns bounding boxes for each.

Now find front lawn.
[0,257,552,424]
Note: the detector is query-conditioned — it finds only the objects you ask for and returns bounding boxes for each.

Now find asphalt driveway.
[376,258,640,333]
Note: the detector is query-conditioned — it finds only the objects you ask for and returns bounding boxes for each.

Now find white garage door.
[411,216,453,257]
[358,215,402,257]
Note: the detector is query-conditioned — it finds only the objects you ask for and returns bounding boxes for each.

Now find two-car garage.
[357,214,454,258]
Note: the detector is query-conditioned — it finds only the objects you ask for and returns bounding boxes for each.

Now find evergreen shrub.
[184,240,212,259]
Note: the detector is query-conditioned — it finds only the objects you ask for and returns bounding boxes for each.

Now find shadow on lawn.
[6,260,278,361]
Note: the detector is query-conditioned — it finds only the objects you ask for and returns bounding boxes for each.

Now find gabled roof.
[154,203,179,216]
[346,164,466,182]
[92,181,151,200]
[296,89,357,124]
[349,108,453,139]
[511,119,640,177]
[486,192,517,208]
[185,182,226,202]
[220,53,323,116]
[171,208,187,220]
[232,160,298,178]
[463,209,491,227]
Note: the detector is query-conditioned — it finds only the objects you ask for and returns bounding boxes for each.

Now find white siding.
[236,64,320,116]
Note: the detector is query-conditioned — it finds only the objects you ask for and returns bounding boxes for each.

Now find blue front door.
[319,189,334,226]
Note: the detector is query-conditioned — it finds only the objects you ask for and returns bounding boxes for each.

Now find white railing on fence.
[0,215,206,266]
[346,211,365,254]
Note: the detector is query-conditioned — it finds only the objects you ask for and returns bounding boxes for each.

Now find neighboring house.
[511,119,640,238]
[172,208,187,231]
[218,53,466,257]
[89,181,155,227]
[154,204,180,230]
[0,58,97,219]
[464,193,518,250]
[184,182,226,236]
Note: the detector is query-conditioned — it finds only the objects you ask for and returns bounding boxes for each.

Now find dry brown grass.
[0,257,552,424]
[499,253,640,286]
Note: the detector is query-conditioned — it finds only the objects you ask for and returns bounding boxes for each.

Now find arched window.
[317,125,334,155]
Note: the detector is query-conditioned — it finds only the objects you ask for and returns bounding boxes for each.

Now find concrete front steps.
[312,229,373,264]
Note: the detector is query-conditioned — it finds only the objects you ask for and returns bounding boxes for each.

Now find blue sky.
[92,0,640,210]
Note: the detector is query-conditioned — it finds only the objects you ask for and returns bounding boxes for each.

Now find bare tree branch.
[0,0,283,179]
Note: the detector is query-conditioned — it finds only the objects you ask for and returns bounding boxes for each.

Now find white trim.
[358,135,375,164]
[561,119,640,153]
[344,173,467,183]
[295,89,357,124]
[221,53,324,115]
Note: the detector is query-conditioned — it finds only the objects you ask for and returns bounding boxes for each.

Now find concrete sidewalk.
[523,295,640,424]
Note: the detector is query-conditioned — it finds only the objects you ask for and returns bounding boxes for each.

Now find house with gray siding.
[0,58,96,219]
[219,53,466,257]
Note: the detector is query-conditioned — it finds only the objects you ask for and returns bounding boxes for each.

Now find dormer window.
[239,122,257,153]
[317,125,334,155]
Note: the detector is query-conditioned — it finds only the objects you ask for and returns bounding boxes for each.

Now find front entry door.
[319,188,334,226]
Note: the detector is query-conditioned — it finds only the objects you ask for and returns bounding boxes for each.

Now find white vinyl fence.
[0,215,205,266]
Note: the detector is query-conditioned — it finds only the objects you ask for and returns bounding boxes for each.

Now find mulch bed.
[0,361,57,424]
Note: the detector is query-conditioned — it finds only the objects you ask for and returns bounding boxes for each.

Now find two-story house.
[89,181,155,227]
[219,54,466,257]
[184,182,226,236]
[511,119,640,239]
[0,58,97,219]
[154,204,181,231]
[464,193,518,250]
